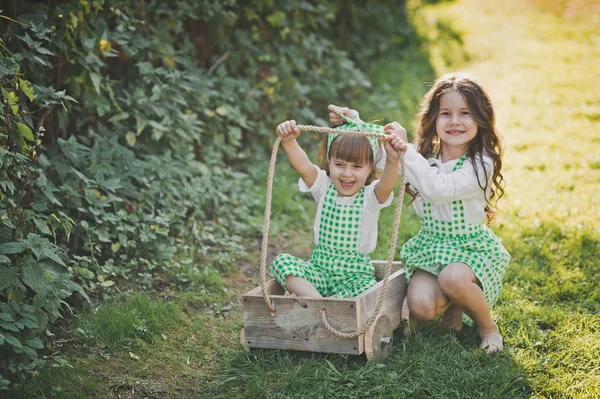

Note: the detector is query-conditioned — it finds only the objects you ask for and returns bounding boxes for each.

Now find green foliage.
[0,0,413,389]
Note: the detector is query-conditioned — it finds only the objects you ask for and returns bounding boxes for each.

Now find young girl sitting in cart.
[270,116,407,299]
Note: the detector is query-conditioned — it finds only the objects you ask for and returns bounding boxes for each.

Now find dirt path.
[430,0,600,230]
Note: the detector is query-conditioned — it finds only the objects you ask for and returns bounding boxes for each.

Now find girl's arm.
[276,120,318,188]
[374,125,408,203]
[405,147,494,203]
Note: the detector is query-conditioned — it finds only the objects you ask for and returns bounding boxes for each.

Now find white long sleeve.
[404,145,493,205]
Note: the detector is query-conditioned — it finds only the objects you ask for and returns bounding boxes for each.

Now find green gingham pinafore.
[400,154,511,325]
[271,182,377,298]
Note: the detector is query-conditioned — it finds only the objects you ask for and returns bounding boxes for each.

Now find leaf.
[0,242,27,255]
[136,116,147,135]
[25,338,44,349]
[128,351,140,360]
[125,132,136,147]
[0,266,18,291]
[228,126,242,143]
[0,56,18,78]
[19,79,35,101]
[33,216,51,235]
[6,91,18,115]
[21,261,50,295]
[0,313,14,322]
[89,72,101,94]
[18,318,38,329]
[70,167,91,184]
[36,46,55,56]
[109,112,129,122]
[40,248,66,267]
[0,255,11,264]
[1,322,19,332]
[22,345,38,358]
[3,333,23,349]
[16,122,35,142]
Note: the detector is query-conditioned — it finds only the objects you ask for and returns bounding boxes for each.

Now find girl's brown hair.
[413,72,505,223]
[317,135,379,185]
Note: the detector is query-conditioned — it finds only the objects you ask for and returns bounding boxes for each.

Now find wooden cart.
[241,261,406,361]
[241,124,407,361]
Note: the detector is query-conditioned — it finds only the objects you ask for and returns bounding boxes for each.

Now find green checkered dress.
[400,154,511,326]
[271,183,377,298]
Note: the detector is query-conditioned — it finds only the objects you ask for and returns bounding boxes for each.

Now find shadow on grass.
[201,322,531,399]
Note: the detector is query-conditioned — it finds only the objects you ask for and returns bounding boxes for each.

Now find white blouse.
[377,145,493,223]
[299,165,394,254]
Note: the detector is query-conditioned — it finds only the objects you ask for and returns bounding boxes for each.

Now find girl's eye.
[335,163,344,167]
[440,111,449,116]
[462,111,470,115]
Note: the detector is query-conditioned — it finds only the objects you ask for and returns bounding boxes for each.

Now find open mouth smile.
[340,180,355,190]
[446,130,465,136]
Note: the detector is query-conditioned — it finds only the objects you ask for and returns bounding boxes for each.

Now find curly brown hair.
[412,72,505,223]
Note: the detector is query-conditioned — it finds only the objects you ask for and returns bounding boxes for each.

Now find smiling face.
[326,135,374,197]
[436,91,478,157]
[328,158,372,197]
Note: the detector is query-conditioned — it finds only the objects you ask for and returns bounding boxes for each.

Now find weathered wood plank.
[355,268,407,331]
[243,281,361,354]
[372,260,404,281]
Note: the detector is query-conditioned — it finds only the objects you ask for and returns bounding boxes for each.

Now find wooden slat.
[355,269,407,331]
[372,260,404,281]
[243,279,285,296]
[243,284,361,354]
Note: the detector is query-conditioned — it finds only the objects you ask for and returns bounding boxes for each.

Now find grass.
[5,0,600,397]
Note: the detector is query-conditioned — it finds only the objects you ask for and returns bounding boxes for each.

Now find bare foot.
[406,313,427,334]
[439,305,463,332]
[479,326,503,353]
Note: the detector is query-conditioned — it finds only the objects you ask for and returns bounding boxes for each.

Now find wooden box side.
[372,260,404,281]
[243,281,362,354]
[355,268,407,331]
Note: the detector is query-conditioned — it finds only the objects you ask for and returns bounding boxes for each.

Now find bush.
[0,0,414,388]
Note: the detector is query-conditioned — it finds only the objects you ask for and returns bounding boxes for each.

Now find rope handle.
[259,125,406,339]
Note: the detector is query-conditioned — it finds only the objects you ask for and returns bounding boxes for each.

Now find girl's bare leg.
[406,270,452,330]
[439,304,464,331]
[437,262,503,353]
[285,276,322,297]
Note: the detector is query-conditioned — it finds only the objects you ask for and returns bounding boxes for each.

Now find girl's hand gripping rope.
[276,120,301,142]
[383,122,408,163]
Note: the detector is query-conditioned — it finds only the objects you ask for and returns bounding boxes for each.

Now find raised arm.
[374,122,408,204]
[276,120,318,188]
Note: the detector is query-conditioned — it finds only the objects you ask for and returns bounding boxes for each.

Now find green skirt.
[400,223,511,326]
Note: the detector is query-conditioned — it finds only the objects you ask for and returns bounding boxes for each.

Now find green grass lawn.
[6,0,599,397]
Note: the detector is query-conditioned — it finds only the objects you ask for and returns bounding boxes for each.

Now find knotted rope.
[260,125,406,338]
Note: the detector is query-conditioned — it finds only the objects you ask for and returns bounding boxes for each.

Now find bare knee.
[438,263,474,298]
[407,292,438,321]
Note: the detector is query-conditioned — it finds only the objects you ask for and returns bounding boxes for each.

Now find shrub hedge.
[0,0,415,388]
